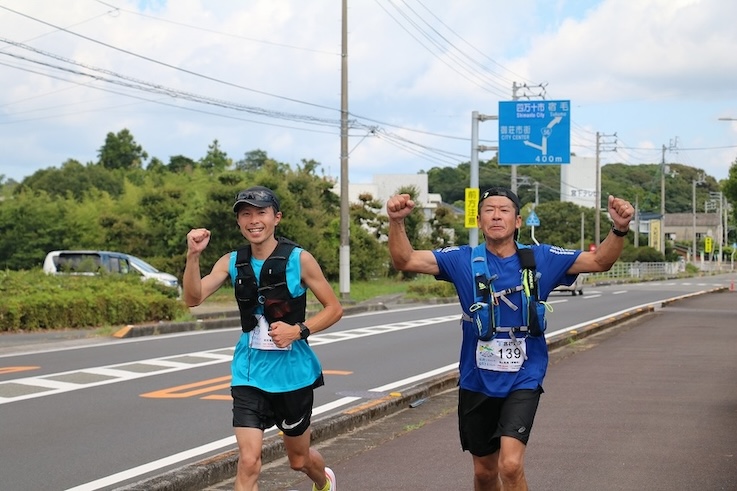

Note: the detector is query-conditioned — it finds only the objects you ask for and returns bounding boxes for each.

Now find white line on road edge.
[64,365,459,491]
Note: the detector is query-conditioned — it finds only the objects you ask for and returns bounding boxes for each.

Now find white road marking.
[65,363,460,491]
[0,316,459,405]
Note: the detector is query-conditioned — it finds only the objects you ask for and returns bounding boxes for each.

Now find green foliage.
[684,262,700,274]
[428,160,726,216]
[3,127,734,291]
[519,201,597,247]
[16,160,125,200]
[619,245,665,262]
[0,190,72,269]
[98,128,148,170]
[0,270,186,332]
[200,139,232,174]
[406,280,456,299]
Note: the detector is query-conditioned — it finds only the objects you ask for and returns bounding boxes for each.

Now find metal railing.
[589,261,734,282]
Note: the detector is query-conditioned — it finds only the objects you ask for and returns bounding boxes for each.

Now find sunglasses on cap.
[235,190,276,203]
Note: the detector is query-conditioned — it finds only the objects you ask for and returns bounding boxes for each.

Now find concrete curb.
[113,288,727,491]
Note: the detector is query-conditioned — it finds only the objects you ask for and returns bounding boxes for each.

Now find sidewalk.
[118,288,737,491]
[262,290,736,491]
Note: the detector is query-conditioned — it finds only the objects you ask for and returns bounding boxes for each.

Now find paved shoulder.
[220,291,737,491]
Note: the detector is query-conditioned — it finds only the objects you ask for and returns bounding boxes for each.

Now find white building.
[332,173,443,236]
[560,156,597,208]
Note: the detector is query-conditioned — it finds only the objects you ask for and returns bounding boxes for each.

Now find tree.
[723,157,737,234]
[98,129,148,170]
[350,192,385,238]
[0,190,70,269]
[520,201,596,248]
[167,155,197,173]
[17,159,124,200]
[200,139,232,174]
[235,149,269,172]
[428,205,467,247]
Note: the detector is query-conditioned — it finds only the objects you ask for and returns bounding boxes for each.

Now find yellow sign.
[465,188,479,228]
[649,219,661,252]
[704,236,713,253]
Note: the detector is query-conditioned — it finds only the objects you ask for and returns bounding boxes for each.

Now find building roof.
[664,213,720,227]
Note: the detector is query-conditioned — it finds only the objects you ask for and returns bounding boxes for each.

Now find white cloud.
[0,0,735,189]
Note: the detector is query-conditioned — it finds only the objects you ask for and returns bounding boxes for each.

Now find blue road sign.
[526,210,541,227]
[498,100,571,165]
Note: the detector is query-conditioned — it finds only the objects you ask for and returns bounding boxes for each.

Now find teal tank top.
[228,247,323,392]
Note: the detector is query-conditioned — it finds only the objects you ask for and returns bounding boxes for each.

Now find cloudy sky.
[1,0,737,187]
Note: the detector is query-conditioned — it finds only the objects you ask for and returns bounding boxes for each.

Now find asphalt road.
[0,274,735,490]
[200,290,737,491]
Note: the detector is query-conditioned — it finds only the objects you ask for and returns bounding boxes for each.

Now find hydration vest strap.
[234,237,301,333]
[469,243,545,341]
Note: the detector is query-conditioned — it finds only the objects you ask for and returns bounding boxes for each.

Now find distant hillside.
[427,159,723,214]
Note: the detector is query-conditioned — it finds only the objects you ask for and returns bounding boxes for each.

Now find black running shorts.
[458,386,543,456]
[231,384,315,437]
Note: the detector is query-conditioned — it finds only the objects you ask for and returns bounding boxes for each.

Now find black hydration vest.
[469,243,546,341]
[233,237,307,333]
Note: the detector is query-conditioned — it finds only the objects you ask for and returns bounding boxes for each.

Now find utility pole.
[660,137,678,256]
[470,111,498,247]
[339,0,350,300]
[634,196,639,247]
[510,82,546,192]
[710,191,725,267]
[692,173,705,263]
[594,131,617,247]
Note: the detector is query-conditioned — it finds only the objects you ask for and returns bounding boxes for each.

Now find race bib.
[476,338,526,372]
[249,316,291,351]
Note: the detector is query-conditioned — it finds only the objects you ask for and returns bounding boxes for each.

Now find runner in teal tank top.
[183,186,342,491]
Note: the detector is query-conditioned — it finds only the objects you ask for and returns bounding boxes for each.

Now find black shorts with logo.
[458,386,543,456]
[232,381,320,437]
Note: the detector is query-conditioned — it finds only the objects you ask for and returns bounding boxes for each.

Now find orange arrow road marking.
[141,370,353,400]
[141,376,231,399]
[0,366,40,375]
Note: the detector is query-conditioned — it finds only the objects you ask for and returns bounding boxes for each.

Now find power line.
[0,4,339,113]
[93,0,338,56]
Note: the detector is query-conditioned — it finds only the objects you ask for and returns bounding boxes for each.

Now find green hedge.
[406,281,456,299]
[0,270,188,332]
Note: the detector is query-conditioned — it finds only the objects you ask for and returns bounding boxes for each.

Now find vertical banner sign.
[649,220,661,252]
[498,100,571,165]
[465,188,479,228]
[704,236,713,253]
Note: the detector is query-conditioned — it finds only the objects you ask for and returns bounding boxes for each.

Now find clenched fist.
[386,194,416,221]
[607,196,634,230]
[186,228,211,255]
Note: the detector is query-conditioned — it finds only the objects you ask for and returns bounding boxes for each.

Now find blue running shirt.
[433,244,581,397]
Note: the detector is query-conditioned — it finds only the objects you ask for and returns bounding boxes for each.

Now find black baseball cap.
[232,186,280,213]
[479,187,521,215]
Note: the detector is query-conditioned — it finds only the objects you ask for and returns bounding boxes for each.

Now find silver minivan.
[43,250,180,291]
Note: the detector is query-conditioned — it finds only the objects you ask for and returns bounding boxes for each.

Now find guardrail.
[588,261,735,282]
[588,262,683,281]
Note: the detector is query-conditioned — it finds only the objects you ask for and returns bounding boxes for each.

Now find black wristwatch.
[298,322,311,340]
[611,224,628,237]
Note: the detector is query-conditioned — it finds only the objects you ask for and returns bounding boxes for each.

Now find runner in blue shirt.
[387,187,633,491]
